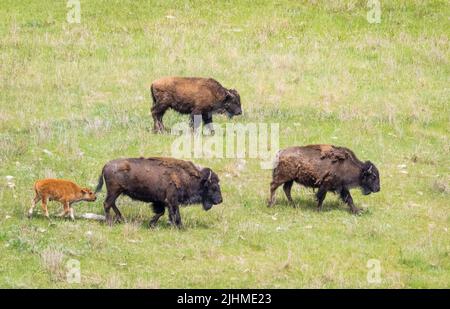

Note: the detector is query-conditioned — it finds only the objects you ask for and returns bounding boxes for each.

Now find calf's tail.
[95,168,105,193]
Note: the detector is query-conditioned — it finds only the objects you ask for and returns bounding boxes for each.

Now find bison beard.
[95,157,223,228]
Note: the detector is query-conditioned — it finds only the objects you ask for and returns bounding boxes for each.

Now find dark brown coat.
[268,145,380,213]
[95,157,223,227]
[150,77,242,133]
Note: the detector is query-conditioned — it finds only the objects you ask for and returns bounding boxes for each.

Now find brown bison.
[268,145,380,214]
[150,77,242,133]
[28,179,97,220]
[95,157,223,228]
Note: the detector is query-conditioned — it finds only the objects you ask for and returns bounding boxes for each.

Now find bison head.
[360,161,380,195]
[199,168,223,210]
[223,89,242,118]
[81,188,97,201]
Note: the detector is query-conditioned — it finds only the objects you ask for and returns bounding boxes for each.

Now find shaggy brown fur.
[95,157,223,228]
[150,77,242,133]
[268,145,380,214]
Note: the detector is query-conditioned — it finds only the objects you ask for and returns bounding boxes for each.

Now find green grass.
[0,0,449,288]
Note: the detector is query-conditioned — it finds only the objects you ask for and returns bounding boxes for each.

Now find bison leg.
[168,204,182,228]
[268,181,283,207]
[190,113,203,133]
[202,112,214,135]
[28,193,40,218]
[151,104,168,133]
[104,191,121,226]
[339,188,361,214]
[283,181,294,205]
[316,187,327,211]
[111,204,124,223]
[149,202,165,228]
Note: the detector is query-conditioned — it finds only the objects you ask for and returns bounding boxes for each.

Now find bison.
[28,179,97,220]
[95,157,223,228]
[150,77,242,133]
[268,145,380,214]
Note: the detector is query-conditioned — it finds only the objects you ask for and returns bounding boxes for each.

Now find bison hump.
[146,157,201,178]
[311,145,350,163]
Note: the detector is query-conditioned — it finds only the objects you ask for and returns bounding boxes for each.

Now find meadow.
[0,0,448,288]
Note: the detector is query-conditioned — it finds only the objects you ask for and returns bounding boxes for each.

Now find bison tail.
[150,84,157,106]
[95,169,104,193]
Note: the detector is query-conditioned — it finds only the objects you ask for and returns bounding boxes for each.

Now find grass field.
[0,0,449,288]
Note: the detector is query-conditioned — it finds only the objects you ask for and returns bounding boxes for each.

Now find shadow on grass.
[116,212,215,231]
[272,196,350,214]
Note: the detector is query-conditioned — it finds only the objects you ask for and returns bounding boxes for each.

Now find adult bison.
[95,157,223,228]
[268,145,380,214]
[150,77,242,133]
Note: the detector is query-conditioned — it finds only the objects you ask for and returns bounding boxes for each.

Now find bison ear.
[225,89,235,100]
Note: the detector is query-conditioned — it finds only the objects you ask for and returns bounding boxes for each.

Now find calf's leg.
[41,195,50,219]
[58,201,70,218]
[28,193,40,218]
[69,206,75,221]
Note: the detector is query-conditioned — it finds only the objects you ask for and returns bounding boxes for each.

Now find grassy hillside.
[0,0,448,288]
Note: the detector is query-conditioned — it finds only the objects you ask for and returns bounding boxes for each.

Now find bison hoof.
[351,208,362,215]
[113,216,124,223]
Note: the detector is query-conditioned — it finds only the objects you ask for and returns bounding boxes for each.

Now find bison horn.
[207,170,212,182]
[367,165,373,173]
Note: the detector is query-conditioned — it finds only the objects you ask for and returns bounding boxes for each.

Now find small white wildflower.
[43,149,53,156]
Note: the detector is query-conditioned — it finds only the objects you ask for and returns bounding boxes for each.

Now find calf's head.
[223,89,242,117]
[81,188,97,201]
[199,168,223,210]
[360,161,380,195]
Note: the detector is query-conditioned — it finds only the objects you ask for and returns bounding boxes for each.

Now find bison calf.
[28,179,97,220]
[268,145,380,214]
[95,157,223,228]
[150,77,242,133]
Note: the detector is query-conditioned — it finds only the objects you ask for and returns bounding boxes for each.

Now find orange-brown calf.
[28,179,96,220]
